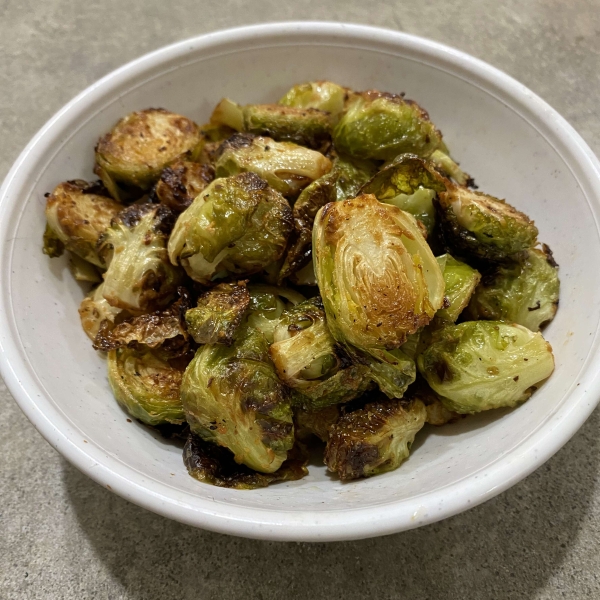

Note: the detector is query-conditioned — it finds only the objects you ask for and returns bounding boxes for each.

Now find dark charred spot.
[542,243,559,268]
[217,132,255,157]
[528,301,541,312]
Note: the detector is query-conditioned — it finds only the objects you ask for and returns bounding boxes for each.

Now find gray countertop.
[2,1,600,598]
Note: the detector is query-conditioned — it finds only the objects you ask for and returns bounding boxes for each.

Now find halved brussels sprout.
[429,149,472,187]
[434,254,481,324]
[436,185,538,262]
[78,282,122,341]
[44,180,122,267]
[183,433,308,489]
[279,80,348,121]
[333,91,443,161]
[294,405,341,442]
[214,133,332,197]
[269,298,372,408]
[467,245,560,331]
[185,282,250,345]
[94,108,202,196]
[325,397,427,480]
[417,321,555,414]
[154,159,215,213]
[98,203,182,313]
[107,347,186,426]
[181,324,294,473]
[313,193,445,349]
[167,172,293,284]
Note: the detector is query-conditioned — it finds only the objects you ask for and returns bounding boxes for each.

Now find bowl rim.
[2,21,600,542]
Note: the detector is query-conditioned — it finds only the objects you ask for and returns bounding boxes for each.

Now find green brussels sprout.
[417,321,555,414]
[466,245,560,331]
[269,298,372,409]
[68,253,102,283]
[167,172,293,284]
[331,154,379,201]
[93,289,191,356]
[98,204,183,313]
[435,185,538,262]
[434,254,481,324]
[429,149,472,187]
[279,80,348,121]
[360,154,447,235]
[214,133,332,197]
[357,346,416,399]
[333,91,443,161]
[154,159,215,213]
[94,108,203,197]
[294,405,341,442]
[325,397,427,480]
[107,347,185,426]
[313,193,445,350]
[180,324,294,473]
[183,433,308,489]
[78,282,122,341]
[185,282,250,345]
[43,180,122,267]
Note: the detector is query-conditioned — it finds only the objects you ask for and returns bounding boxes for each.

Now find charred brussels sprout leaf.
[98,204,182,313]
[215,133,332,197]
[357,347,416,399]
[435,254,481,324]
[294,405,341,442]
[279,80,348,121]
[313,193,445,349]
[417,321,555,414]
[107,347,185,426]
[183,433,308,489]
[429,149,472,187]
[44,180,122,267]
[180,325,294,473]
[185,282,250,345]
[168,172,293,284]
[436,185,538,262]
[154,160,215,213]
[94,108,202,196]
[269,298,372,408]
[325,398,427,480]
[333,91,443,161]
[78,282,122,341]
[467,245,560,331]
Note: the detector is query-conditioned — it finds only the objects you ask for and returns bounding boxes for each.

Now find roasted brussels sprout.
[180,324,294,473]
[215,133,332,197]
[313,193,445,349]
[333,91,443,161]
[279,80,348,121]
[325,397,427,480]
[44,180,122,267]
[434,254,481,324]
[98,204,182,313]
[269,298,372,408]
[183,433,308,489]
[429,149,472,187]
[358,346,416,399]
[294,405,340,442]
[154,159,214,213]
[436,185,538,262]
[467,245,560,331]
[417,321,555,414]
[185,282,250,345]
[168,172,292,284]
[94,108,202,197]
[78,282,122,341]
[107,347,186,426]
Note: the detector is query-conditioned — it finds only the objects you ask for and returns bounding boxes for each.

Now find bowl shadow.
[62,406,600,599]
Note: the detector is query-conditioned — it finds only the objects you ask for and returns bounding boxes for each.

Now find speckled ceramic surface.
[1,22,600,541]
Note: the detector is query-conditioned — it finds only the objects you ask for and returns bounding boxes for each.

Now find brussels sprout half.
[154,159,215,213]
[78,282,122,342]
[215,133,332,197]
[313,193,445,350]
[180,324,294,473]
[467,245,560,331]
[98,203,183,313]
[44,180,122,267]
[107,347,186,426]
[279,80,348,121]
[168,173,293,285]
[333,91,443,161]
[325,397,427,480]
[417,321,555,414]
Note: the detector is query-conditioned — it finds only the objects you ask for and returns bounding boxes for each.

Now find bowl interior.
[2,25,600,538]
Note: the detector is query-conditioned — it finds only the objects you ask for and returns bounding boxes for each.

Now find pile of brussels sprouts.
[42,81,558,488]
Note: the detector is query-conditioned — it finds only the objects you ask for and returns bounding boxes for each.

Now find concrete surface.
[1,1,600,598]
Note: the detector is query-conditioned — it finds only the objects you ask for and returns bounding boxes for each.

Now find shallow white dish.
[1,22,600,542]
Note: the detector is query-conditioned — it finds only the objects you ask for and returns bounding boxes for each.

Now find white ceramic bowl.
[2,23,600,542]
